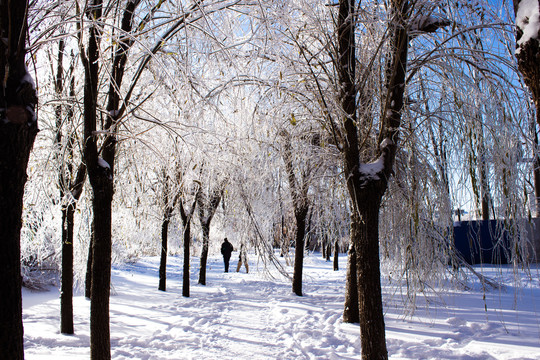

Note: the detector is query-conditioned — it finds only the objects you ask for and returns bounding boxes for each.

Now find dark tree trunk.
[85,228,94,299]
[280,130,310,297]
[292,209,307,296]
[60,203,75,334]
[54,36,75,335]
[337,0,410,357]
[158,175,175,292]
[57,39,87,336]
[182,220,192,297]
[158,211,171,291]
[333,240,339,271]
[179,187,198,297]
[198,223,210,285]
[354,194,387,359]
[197,183,223,286]
[89,183,113,360]
[61,165,86,333]
[80,1,141,357]
[0,0,38,358]
[343,242,359,323]
[326,242,331,261]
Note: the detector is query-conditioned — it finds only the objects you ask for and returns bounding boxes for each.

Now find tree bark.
[60,203,75,334]
[158,173,176,292]
[354,193,387,359]
[197,183,223,286]
[333,239,339,271]
[158,210,171,291]
[0,0,38,358]
[343,242,359,323]
[337,0,410,358]
[292,208,308,296]
[179,186,199,297]
[89,181,113,359]
[326,242,331,261]
[182,220,192,297]
[198,223,210,285]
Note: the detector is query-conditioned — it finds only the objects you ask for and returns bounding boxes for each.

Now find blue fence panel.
[453,220,511,265]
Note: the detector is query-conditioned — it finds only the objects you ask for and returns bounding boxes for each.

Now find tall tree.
[337,0,409,357]
[79,0,143,357]
[197,178,225,285]
[178,172,200,297]
[0,0,39,358]
[280,129,312,296]
[158,169,179,292]
[55,43,87,335]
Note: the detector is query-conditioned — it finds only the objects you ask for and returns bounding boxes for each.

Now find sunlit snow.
[22,253,540,359]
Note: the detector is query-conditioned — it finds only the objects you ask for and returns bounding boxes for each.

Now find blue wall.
[453,220,512,265]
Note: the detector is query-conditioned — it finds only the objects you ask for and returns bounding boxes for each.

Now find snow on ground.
[23,253,540,359]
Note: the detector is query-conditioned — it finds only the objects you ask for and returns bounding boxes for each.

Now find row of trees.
[2,0,539,359]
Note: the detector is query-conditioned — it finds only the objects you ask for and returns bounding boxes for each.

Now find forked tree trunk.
[0,1,38,358]
[179,187,199,297]
[197,183,223,286]
[337,0,410,358]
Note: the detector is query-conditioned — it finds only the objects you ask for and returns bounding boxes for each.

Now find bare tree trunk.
[182,220,192,297]
[292,208,308,296]
[199,223,210,285]
[337,0,411,357]
[61,203,75,334]
[326,242,331,261]
[333,239,339,271]
[179,185,199,297]
[0,0,38,357]
[89,183,113,359]
[354,195,387,359]
[158,209,172,291]
[197,182,224,286]
[343,242,359,323]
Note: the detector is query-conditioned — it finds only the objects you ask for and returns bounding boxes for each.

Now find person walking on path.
[221,238,234,272]
[236,243,249,273]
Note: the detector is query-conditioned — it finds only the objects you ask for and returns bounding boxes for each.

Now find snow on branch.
[410,14,451,36]
[516,0,540,46]
[97,157,111,170]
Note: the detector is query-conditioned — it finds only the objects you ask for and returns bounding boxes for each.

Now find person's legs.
[236,259,242,272]
[224,256,230,272]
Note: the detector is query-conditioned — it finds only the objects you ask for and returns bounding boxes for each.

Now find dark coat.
[221,239,233,259]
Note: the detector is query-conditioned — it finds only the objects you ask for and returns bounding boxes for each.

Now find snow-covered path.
[22,254,540,359]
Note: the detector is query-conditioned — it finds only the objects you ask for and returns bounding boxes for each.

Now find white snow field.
[23,253,540,359]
